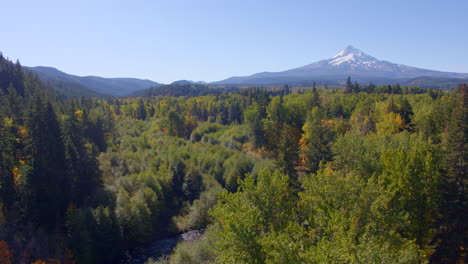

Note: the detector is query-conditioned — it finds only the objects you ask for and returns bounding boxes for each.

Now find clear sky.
[1,0,467,83]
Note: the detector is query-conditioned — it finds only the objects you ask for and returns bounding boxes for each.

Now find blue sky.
[1,0,467,83]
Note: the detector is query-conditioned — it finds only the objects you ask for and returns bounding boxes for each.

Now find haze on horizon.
[1,0,467,84]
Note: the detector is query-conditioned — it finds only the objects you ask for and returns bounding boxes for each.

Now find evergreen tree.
[428,88,440,100]
[282,84,291,96]
[136,99,147,120]
[265,97,288,150]
[149,105,155,117]
[386,85,392,93]
[0,117,16,208]
[26,99,69,229]
[353,81,361,93]
[365,82,376,93]
[386,99,398,113]
[168,111,185,137]
[432,84,467,263]
[398,98,414,128]
[244,103,267,149]
[300,107,334,173]
[63,107,100,206]
[309,86,320,109]
[228,101,242,124]
[276,125,300,182]
[392,83,402,94]
[345,76,354,93]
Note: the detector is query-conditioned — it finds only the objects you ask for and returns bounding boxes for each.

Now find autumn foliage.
[0,241,12,264]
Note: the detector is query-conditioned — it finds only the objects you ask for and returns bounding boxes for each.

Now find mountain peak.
[332,45,362,58]
[215,46,468,86]
[329,46,377,66]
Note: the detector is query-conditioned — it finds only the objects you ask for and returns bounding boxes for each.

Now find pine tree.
[265,96,288,150]
[136,99,147,120]
[386,99,398,113]
[63,107,100,206]
[282,84,291,95]
[365,83,376,93]
[386,85,392,93]
[309,86,320,109]
[432,84,467,263]
[353,81,361,93]
[0,117,16,208]
[398,98,414,128]
[392,83,402,94]
[300,107,334,173]
[276,125,300,182]
[149,105,155,117]
[26,99,69,229]
[345,77,354,93]
[168,111,185,137]
[244,103,267,149]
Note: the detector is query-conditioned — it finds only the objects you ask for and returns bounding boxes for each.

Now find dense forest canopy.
[0,54,466,263]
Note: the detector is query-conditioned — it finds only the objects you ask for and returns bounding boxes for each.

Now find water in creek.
[120,230,204,264]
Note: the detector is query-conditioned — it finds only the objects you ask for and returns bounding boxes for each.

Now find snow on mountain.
[329,46,378,66]
[214,46,468,86]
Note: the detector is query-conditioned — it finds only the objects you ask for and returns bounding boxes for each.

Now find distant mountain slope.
[401,76,468,89]
[214,46,468,86]
[23,67,106,98]
[26,66,162,96]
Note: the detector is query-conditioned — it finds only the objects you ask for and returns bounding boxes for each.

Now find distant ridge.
[213,46,468,87]
[26,66,163,97]
[21,46,468,94]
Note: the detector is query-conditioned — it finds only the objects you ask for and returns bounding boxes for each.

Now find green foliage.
[0,117,17,208]
[222,152,254,192]
[0,53,462,264]
[174,186,222,231]
[299,168,422,263]
[276,125,300,180]
[26,99,70,229]
[210,169,296,264]
[398,98,414,127]
[137,98,147,120]
[378,140,441,247]
[167,236,215,264]
[168,111,185,137]
[63,107,101,206]
[244,103,267,149]
[431,84,467,262]
[66,206,121,264]
[300,107,334,173]
[190,122,223,142]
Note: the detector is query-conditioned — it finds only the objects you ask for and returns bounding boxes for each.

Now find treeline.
[130,83,240,98]
[344,76,429,95]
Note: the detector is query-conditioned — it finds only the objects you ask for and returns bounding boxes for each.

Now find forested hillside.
[0,54,466,263]
[25,66,162,97]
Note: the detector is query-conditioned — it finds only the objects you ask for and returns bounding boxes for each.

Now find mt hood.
[215,46,468,85]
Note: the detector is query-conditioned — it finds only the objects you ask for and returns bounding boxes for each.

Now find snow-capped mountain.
[329,45,379,67]
[214,46,468,86]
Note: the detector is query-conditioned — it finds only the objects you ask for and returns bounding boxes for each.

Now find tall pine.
[345,76,354,93]
[26,98,69,229]
[0,117,17,208]
[432,84,467,263]
[63,106,100,206]
[300,107,334,173]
